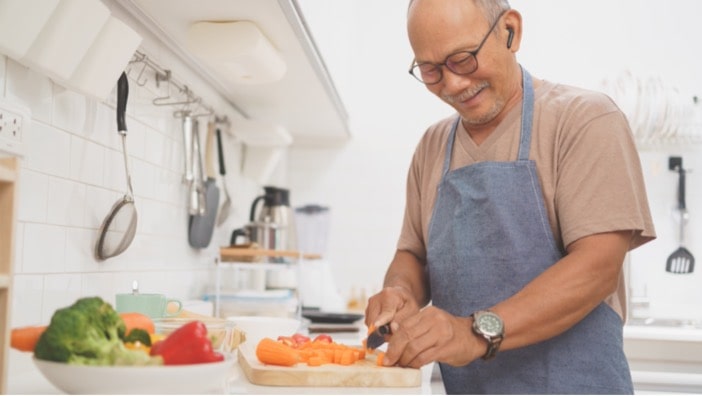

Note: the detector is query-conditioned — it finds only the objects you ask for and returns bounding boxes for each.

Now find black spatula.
[666,157,694,274]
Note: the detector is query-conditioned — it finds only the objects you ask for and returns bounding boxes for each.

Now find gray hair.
[475,0,511,23]
[408,0,511,24]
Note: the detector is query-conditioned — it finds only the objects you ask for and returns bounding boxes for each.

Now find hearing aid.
[507,28,514,49]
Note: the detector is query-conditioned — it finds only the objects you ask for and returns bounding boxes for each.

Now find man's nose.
[440,67,471,94]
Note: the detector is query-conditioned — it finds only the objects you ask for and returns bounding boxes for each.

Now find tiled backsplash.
[2,53,254,327]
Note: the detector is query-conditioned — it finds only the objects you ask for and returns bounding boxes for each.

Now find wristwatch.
[471,310,504,360]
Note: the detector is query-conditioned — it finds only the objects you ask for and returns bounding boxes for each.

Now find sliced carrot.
[307,356,324,366]
[10,325,47,352]
[339,349,356,365]
[376,351,386,366]
[120,312,155,334]
[256,337,299,366]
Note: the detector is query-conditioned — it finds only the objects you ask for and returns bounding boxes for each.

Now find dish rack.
[602,71,702,149]
[0,158,19,393]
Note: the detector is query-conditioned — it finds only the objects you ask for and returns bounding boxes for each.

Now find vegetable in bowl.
[34,296,161,366]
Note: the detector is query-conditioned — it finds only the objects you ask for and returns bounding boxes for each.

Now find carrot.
[120,312,155,334]
[367,323,376,335]
[10,325,47,352]
[307,356,324,366]
[376,351,386,366]
[256,337,300,366]
[339,349,356,365]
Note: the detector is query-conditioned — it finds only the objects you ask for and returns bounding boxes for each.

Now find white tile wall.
[3,52,254,327]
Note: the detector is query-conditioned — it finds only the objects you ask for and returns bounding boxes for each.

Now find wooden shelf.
[0,157,17,394]
[220,246,321,262]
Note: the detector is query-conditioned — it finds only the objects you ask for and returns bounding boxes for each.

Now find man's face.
[408,0,516,129]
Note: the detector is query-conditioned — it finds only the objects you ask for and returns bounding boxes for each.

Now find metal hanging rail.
[127,49,230,126]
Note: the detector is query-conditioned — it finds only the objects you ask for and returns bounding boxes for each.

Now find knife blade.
[366,323,392,350]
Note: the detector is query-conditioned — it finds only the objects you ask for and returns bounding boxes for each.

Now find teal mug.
[115,293,183,318]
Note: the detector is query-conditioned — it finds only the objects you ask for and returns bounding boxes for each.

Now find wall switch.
[0,98,30,157]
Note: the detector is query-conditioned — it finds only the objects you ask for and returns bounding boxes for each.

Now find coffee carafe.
[249,186,296,252]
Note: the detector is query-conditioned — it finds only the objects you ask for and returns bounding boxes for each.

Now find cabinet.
[111,0,350,147]
[0,157,18,393]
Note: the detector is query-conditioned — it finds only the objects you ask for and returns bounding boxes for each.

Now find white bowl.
[33,355,235,395]
[226,315,301,345]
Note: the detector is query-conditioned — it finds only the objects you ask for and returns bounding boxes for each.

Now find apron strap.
[517,66,534,161]
[441,65,535,178]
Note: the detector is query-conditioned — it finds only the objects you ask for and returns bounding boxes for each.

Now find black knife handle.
[378,324,391,335]
[216,128,226,176]
[117,72,128,133]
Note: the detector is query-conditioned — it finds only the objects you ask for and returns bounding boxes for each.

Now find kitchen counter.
[13,324,701,394]
[6,341,445,394]
[623,323,702,394]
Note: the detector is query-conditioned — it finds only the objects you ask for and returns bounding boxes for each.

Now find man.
[364,0,656,394]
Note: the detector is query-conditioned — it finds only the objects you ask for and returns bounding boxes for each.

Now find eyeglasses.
[408,11,506,85]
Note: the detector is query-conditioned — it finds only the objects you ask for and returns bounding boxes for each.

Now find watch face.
[477,312,503,337]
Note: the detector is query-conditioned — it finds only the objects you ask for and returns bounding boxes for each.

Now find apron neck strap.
[442,65,535,176]
[517,66,534,161]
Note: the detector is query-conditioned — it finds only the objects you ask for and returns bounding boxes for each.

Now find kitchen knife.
[366,323,391,350]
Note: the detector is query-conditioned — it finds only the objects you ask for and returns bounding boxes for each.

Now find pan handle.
[678,167,686,211]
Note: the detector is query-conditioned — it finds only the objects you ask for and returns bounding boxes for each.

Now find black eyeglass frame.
[408,10,508,85]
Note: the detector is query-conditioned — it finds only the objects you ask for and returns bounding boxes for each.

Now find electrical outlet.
[0,98,30,157]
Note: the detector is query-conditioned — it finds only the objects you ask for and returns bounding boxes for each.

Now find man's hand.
[365,285,420,331]
[381,306,484,368]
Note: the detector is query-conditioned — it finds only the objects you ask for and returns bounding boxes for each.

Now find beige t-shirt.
[397,80,656,320]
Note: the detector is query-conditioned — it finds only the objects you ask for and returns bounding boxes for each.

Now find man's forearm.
[384,249,431,308]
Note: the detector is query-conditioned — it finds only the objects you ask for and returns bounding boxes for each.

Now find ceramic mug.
[115,293,183,318]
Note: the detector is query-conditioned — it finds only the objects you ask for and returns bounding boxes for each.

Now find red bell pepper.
[150,320,224,365]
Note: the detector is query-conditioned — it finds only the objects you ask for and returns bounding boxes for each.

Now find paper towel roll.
[69,17,143,100]
[0,0,59,59]
[187,20,287,85]
[22,0,110,82]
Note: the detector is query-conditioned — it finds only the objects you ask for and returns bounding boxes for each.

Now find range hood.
[112,0,350,146]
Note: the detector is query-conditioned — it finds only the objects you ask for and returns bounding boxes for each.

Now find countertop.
[6,334,445,395]
[10,324,702,394]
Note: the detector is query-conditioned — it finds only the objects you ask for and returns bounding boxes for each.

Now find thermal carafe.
[249,186,296,252]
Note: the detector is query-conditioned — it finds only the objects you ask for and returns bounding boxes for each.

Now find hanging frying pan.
[188,120,220,248]
[95,72,138,260]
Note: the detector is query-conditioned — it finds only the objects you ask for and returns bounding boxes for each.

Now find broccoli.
[34,296,161,366]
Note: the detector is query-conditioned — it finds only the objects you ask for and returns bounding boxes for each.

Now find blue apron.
[426,68,633,394]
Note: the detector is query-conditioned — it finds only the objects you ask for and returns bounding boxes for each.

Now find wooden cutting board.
[237,343,421,387]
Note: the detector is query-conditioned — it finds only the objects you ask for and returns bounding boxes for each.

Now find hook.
[127,52,149,86]
[153,83,198,107]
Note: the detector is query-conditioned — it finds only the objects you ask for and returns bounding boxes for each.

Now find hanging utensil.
[183,113,202,216]
[188,120,220,248]
[95,72,138,260]
[216,127,232,226]
[181,114,199,215]
[192,118,206,215]
[666,156,694,274]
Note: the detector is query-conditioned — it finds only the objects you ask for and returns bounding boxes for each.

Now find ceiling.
[115,0,350,146]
